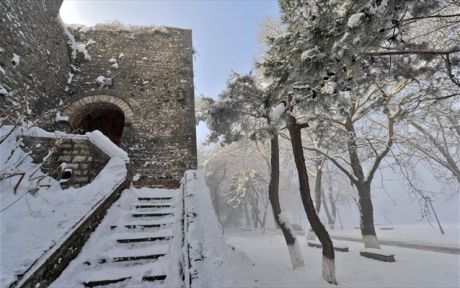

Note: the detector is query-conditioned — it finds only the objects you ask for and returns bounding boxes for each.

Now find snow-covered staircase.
[51,187,178,288]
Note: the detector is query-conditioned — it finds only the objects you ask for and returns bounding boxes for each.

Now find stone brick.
[58,155,72,162]
[72,156,87,162]
[74,177,89,183]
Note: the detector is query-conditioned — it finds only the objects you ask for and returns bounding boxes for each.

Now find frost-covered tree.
[262,0,459,251]
[400,99,460,185]
[197,74,305,268]
[227,169,270,231]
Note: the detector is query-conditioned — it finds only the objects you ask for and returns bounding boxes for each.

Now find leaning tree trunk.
[268,131,305,268]
[286,114,336,284]
[357,182,381,249]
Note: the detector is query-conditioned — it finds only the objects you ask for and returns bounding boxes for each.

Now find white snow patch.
[55,112,69,123]
[271,103,286,122]
[320,81,337,95]
[95,75,112,87]
[347,13,365,28]
[58,16,91,60]
[0,83,10,96]
[67,72,74,84]
[0,65,5,75]
[11,53,20,67]
[109,57,117,63]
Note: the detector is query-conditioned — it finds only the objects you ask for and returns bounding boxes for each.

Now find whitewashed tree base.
[363,234,381,249]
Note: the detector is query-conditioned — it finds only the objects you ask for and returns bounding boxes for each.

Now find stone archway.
[64,95,134,145]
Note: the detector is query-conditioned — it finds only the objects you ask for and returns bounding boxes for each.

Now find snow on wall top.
[68,21,191,33]
[22,127,129,162]
[86,130,129,162]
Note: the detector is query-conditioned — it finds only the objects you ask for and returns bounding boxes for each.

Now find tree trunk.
[322,188,335,230]
[330,193,337,228]
[286,114,336,284]
[215,167,227,223]
[314,158,323,213]
[307,158,324,240]
[357,182,381,249]
[243,202,251,227]
[268,131,304,268]
[345,117,380,249]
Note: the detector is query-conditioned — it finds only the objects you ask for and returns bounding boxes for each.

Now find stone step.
[110,223,172,230]
[113,253,165,262]
[143,275,166,282]
[116,236,172,243]
[84,277,131,287]
[137,197,173,201]
[135,204,174,209]
[132,212,173,218]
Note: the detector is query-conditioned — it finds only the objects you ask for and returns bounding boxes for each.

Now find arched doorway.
[75,104,125,145]
[64,95,135,146]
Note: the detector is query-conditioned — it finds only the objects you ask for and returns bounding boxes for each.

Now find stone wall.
[1,1,198,188]
[65,25,197,187]
[22,136,110,189]
[0,0,70,124]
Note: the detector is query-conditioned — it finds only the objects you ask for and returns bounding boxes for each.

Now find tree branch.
[367,47,460,56]
[303,146,358,185]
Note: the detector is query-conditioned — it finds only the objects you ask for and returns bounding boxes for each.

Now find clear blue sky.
[60,0,280,142]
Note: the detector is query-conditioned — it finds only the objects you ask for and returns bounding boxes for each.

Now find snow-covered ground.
[0,126,127,288]
[330,223,459,247]
[226,230,460,288]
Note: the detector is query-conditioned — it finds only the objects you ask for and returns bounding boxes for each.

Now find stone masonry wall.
[0,0,70,124]
[22,136,110,189]
[0,1,198,188]
[66,25,197,187]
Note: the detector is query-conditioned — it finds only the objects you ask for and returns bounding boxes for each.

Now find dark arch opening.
[75,104,125,145]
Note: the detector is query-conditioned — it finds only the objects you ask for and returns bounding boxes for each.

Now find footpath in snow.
[226,230,460,288]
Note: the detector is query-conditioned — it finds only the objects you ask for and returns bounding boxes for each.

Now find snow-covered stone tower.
[0,0,197,188]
